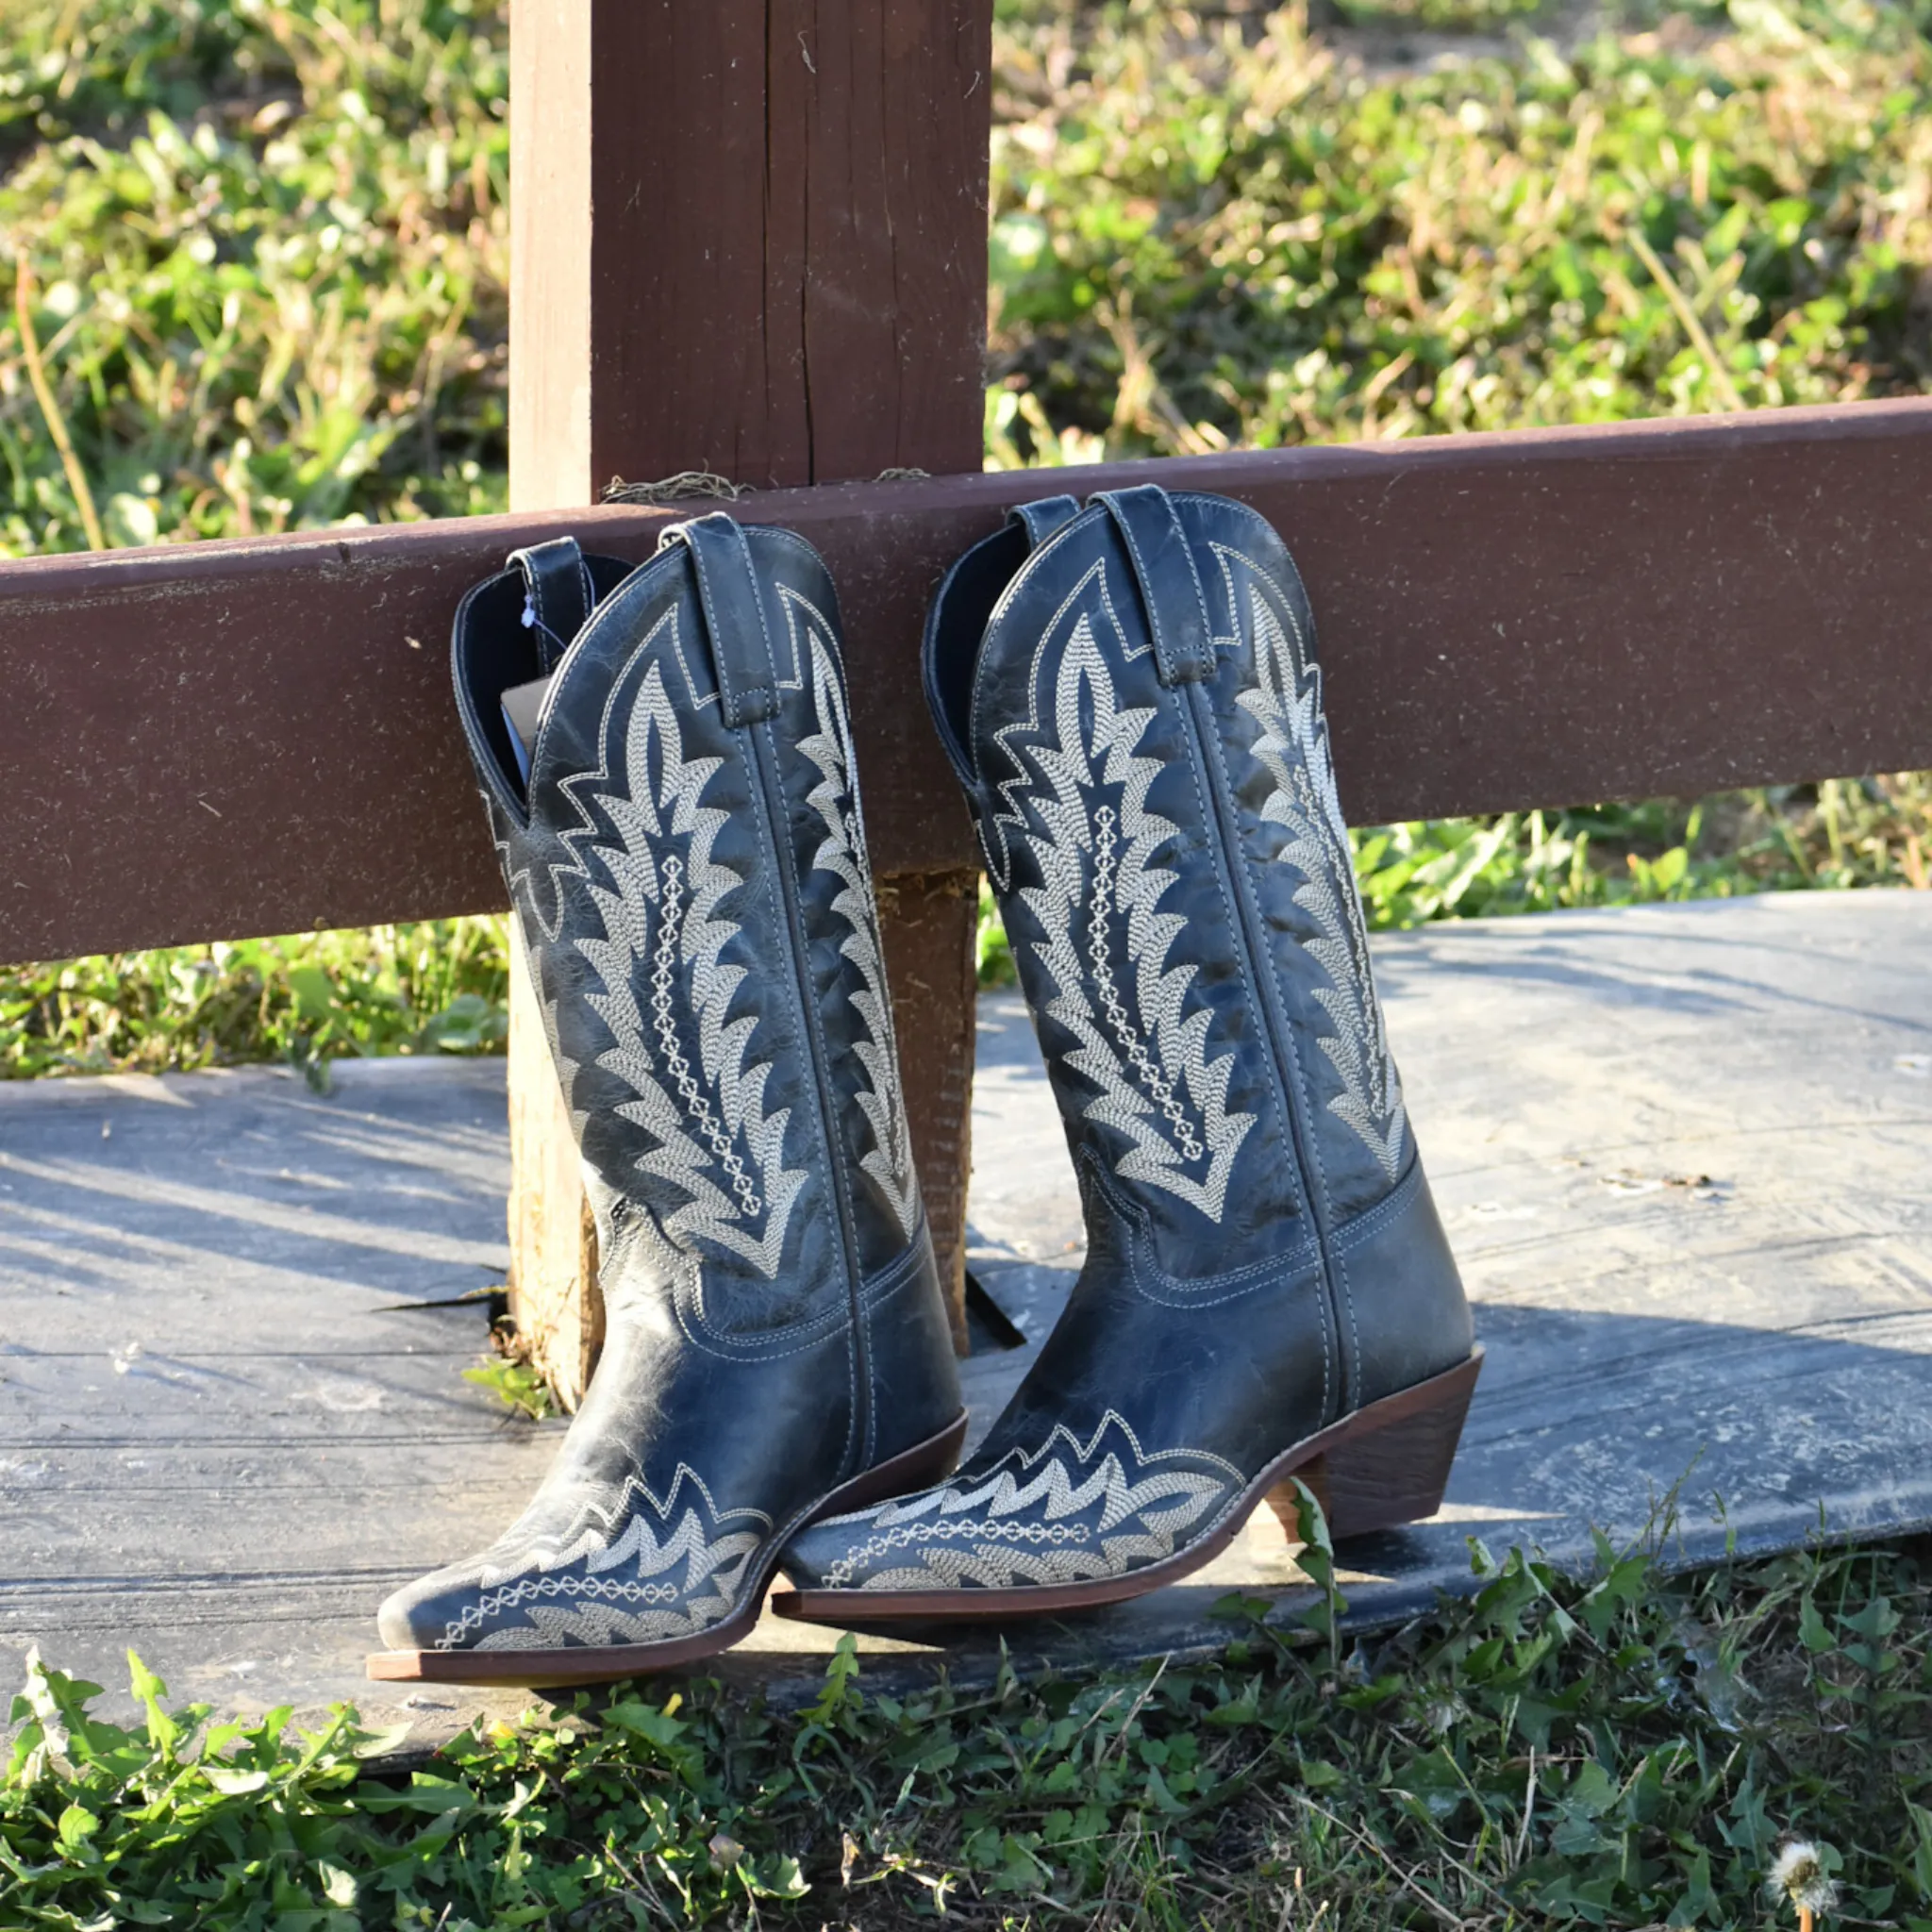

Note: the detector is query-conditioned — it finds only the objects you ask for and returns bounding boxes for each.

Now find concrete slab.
[4,890,1929,1742]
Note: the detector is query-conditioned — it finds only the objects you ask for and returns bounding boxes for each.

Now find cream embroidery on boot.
[816,1411,1238,1591]
[791,594,920,1238]
[541,618,807,1275]
[1219,547,1407,1181]
[988,565,1255,1223]
[437,1465,773,1651]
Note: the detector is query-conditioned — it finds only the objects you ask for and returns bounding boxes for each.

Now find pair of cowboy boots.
[368,487,1478,1685]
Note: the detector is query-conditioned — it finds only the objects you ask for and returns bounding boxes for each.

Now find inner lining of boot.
[467,553,638,806]
[929,521,1029,784]
[464,573,545,800]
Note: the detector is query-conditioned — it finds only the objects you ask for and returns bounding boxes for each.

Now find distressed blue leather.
[378,514,962,1661]
[782,489,1472,1600]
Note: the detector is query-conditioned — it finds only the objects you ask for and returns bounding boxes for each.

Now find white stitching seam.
[1334,1158,1422,1253]
[743,700,860,1479]
[1161,661,1332,1422]
[658,1220,926,1367]
[1076,1154,1321,1310]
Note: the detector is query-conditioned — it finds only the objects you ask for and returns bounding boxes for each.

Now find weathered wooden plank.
[8,892,1932,1736]
[6,401,1932,966]
[0,1057,547,1748]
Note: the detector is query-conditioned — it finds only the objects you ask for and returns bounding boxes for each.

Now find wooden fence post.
[504,0,992,1396]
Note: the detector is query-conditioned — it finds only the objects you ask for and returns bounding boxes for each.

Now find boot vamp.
[782,1225,1331,1595]
[379,1279,860,1654]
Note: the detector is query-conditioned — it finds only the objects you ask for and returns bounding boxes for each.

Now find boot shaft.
[926,487,1457,1410]
[453,517,924,1332]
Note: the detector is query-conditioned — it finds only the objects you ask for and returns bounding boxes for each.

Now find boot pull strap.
[665,512,781,727]
[1009,494,1081,550]
[507,536,595,674]
[1091,486,1216,688]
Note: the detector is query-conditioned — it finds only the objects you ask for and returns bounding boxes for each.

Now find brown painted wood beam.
[511,0,993,495]
[6,397,1932,967]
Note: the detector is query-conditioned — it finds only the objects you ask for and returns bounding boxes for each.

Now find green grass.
[0,918,508,1084]
[6,1511,1929,1929]
[986,0,1932,453]
[0,0,508,552]
[0,0,514,1079]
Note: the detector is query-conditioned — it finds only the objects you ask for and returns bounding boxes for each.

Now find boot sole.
[770,1347,1483,1625]
[363,1410,970,1688]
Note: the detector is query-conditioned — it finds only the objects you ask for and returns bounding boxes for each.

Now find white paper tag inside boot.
[501,673,555,787]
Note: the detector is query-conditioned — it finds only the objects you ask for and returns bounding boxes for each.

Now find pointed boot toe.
[779,1508,874,1594]
[370,519,964,1687]
[774,487,1478,1626]
[374,1564,471,1659]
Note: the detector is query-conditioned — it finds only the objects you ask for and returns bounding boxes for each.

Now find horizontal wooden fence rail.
[5,396,1932,965]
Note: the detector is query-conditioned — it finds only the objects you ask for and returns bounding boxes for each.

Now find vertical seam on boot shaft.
[1150,674,1330,1425]
[748,705,873,1475]
[1190,675,1359,1411]
[683,520,866,1441]
[1181,675,1356,1423]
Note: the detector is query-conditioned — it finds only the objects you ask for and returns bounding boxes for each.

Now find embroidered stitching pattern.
[558,646,806,1275]
[979,559,1143,889]
[991,584,1255,1222]
[517,605,679,940]
[441,1574,681,1650]
[792,604,920,1238]
[649,853,762,1217]
[433,1463,773,1651]
[1219,547,1407,1182]
[1088,805,1207,1164]
[814,1410,1238,1592]
[830,1517,1095,1577]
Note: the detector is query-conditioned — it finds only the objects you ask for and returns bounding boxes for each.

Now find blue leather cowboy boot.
[369,515,964,1683]
[775,485,1477,1620]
